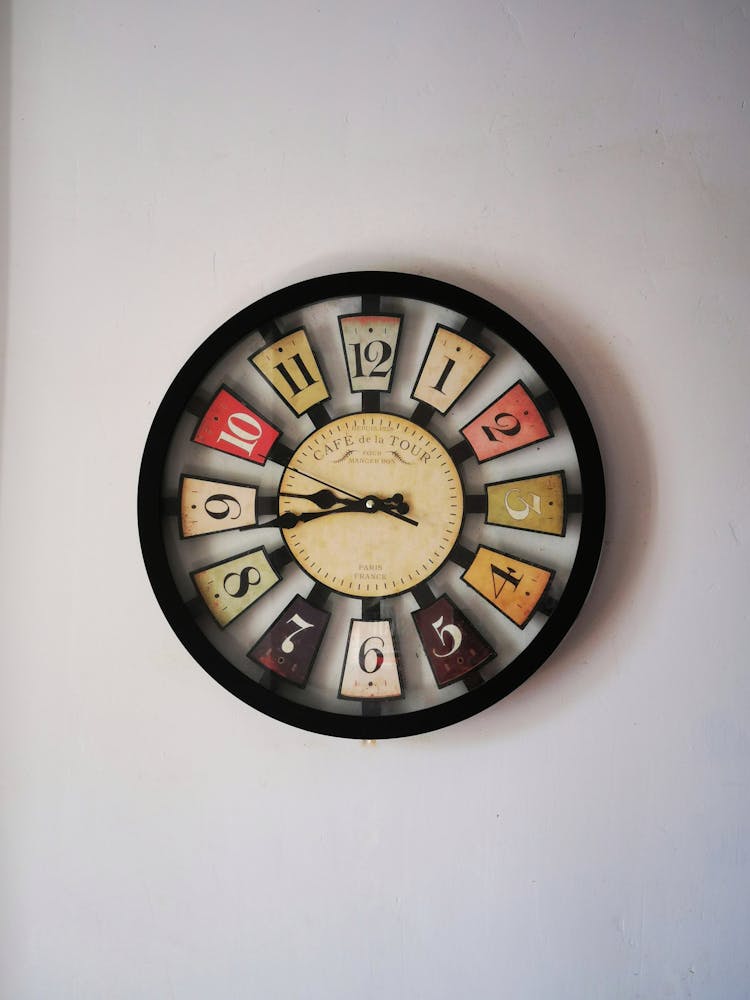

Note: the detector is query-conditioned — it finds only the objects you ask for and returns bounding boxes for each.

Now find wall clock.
[138,272,605,738]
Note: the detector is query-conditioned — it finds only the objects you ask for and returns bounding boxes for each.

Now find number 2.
[481,411,521,441]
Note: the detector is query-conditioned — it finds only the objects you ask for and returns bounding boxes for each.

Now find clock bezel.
[138,271,605,739]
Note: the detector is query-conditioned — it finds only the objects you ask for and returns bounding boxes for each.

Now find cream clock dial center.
[278,414,463,597]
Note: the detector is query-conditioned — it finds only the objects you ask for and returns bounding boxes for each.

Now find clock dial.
[278,414,463,597]
[139,272,604,738]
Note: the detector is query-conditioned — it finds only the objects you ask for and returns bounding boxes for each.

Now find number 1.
[431,357,455,394]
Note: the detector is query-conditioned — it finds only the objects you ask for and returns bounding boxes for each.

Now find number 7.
[281,613,314,653]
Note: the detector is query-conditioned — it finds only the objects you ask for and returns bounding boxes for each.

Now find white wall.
[2,2,749,997]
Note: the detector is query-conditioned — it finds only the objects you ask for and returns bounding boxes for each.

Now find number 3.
[503,488,542,521]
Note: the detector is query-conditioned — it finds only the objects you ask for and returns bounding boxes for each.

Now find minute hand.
[286,470,418,526]
[278,488,352,510]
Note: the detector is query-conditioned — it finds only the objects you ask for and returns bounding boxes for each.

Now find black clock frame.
[138,271,605,739]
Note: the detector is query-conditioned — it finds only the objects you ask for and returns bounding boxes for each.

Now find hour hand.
[281,487,411,517]
[278,488,350,510]
[239,511,301,531]
[241,498,370,531]
[242,501,369,530]
[283,496,418,527]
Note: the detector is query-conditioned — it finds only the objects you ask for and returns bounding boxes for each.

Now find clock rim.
[137,270,606,739]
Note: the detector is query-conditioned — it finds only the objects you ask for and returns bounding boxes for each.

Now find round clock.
[138,272,605,738]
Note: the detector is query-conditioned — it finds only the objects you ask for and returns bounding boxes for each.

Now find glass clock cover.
[138,272,604,738]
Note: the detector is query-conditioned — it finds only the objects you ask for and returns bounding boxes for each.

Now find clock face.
[138,272,605,738]
[278,414,463,597]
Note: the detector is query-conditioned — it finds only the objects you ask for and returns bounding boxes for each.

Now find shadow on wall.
[454,265,657,737]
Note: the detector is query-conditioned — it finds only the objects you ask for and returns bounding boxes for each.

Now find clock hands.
[240,509,343,532]
[280,488,410,517]
[242,492,418,531]
[287,494,415,527]
[279,488,357,510]
[283,469,418,526]
[280,470,360,501]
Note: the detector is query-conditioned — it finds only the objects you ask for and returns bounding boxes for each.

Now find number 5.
[431,616,462,658]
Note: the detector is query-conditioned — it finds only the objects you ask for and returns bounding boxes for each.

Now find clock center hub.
[279,413,463,597]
